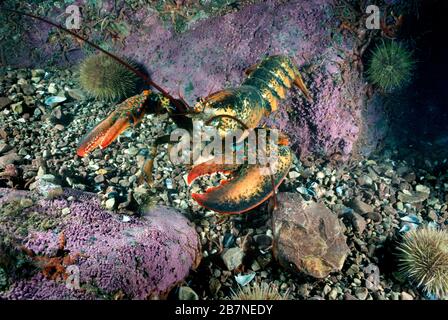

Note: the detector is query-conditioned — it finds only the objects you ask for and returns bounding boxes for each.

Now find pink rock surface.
[0,188,201,300]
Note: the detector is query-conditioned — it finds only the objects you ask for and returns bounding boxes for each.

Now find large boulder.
[272,193,350,278]
[5,0,387,160]
[0,188,201,300]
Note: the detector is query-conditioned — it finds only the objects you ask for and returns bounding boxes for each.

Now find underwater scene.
[0,0,447,303]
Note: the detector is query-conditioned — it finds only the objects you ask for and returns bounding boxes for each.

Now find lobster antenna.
[2,8,185,110]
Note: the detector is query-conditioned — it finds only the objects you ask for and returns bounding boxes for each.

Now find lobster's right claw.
[187,146,292,214]
[77,91,151,157]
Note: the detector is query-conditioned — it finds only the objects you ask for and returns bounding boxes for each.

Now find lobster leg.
[138,135,172,186]
[293,73,313,103]
[244,63,259,76]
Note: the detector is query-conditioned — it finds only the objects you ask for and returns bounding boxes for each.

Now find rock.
[288,171,300,179]
[32,180,63,199]
[400,292,413,300]
[427,210,438,221]
[403,172,416,183]
[354,287,368,300]
[94,175,105,183]
[272,193,350,278]
[344,293,358,300]
[0,97,12,110]
[0,188,201,300]
[127,147,139,157]
[10,102,23,114]
[316,171,325,179]
[250,260,261,272]
[366,211,382,223]
[105,198,116,210]
[398,190,429,204]
[178,286,199,300]
[350,198,374,215]
[21,84,35,95]
[253,234,272,249]
[45,96,66,107]
[66,89,86,101]
[348,211,367,234]
[415,184,430,194]
[47,83,58,94]
[40,174,57,183]
[31,69,45,77]
[328,288,338,300]
[357,175,373,186]
[0,142,12,155]
[221,247,244,271]
[19,198,34,208]
[0,152,21,168]
[23,96,35,106]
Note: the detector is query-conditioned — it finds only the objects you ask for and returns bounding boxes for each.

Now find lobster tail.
[242,55,313,111]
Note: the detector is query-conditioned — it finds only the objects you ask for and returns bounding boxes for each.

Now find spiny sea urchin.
[367,41,415,92]
[230,283,289,300]
[79,53,139,101]
[397,227,448,298]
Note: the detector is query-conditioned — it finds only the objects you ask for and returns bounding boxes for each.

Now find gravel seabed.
[1,67,447,300]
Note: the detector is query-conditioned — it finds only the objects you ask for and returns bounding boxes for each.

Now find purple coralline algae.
[0,188,201,300]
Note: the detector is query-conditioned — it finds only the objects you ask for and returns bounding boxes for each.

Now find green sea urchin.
[367,41,415,92]
[79,54,139,101]
[230,283,289,300]
[397,227,448,298]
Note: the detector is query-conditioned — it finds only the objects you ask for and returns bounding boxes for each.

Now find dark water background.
[388,0,448,162]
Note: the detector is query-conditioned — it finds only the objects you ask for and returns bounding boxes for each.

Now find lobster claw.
[187,145,292,214]
[77,90,152,157]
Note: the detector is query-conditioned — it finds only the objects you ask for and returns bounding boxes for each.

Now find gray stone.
[221,247,244,271]
[178,286,199,300]
[272,193,350,278]
[354,287,368,300]
[21,84,35,95]
[398,190,429,204]
[0,97,12,110]
[0,152,20,168]
[0,142,12,155]
[94,175,105,183]
[366,211,382,223]
[105,198,116,210]
[348,211,367,234]
[350,198,374,215]
[400,292,413,300]
[357,175,373,186]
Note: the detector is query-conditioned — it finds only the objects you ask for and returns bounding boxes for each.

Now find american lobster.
[5,9,313,214]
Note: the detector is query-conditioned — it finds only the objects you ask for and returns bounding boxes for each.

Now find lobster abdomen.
[242,55,311,112]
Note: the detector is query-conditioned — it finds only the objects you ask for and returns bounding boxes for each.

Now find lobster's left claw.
[77,112,130,157]
[77,91,152,157]
[188,146,292,214]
